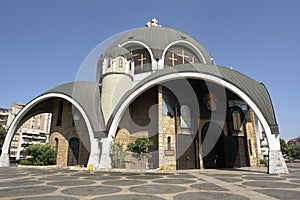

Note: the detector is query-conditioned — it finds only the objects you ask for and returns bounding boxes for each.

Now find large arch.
[0,93,100,168]
[100,69,288,174]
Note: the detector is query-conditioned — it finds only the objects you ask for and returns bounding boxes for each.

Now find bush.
[20,144,56,166]
[19,159,32,165]
[127,137,153,153]
[110,143,126,168]
[260,159,268,167]
[127,137,153,159]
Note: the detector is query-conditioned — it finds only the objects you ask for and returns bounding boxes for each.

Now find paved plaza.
[0,163,299,200]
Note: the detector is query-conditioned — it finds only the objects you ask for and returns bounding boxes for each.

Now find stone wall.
[245,109,260,166]
[49,99,90,167]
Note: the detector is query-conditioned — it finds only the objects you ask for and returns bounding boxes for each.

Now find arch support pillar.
[0,154,10,167]
[269,150,289,174]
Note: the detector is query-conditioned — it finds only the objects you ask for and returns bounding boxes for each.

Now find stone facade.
[113,85,261,170]
[49,99,90,167]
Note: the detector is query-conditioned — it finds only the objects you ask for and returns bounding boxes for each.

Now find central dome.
[108,27,212,61]
[97,26,213,83]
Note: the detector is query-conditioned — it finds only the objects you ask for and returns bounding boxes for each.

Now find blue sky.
[0,0,299,140]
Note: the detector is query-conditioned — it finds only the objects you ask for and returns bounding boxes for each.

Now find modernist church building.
[0,19,288,174]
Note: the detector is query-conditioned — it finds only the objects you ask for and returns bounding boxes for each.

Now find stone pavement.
[0,163,299,200]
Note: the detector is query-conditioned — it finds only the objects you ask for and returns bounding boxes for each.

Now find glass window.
[56,101,63,126]
[167,136,171,150]
[118,57,123,68]
[107,58,111,68]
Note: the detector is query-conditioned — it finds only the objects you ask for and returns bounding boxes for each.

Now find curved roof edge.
[108,64,277,131]
[44,81,107,138]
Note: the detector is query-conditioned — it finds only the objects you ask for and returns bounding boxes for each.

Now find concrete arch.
[0,93,99,167]
[100,72,287,173]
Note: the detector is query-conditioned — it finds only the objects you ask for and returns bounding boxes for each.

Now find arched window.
[129,61,132,70]
[107,58,112,68]
[164,45,201,67]
[167,136,171,150]
[248,139,253,155]
[126,45,152,74]
[55,137,59,153]
[118,57,123,68]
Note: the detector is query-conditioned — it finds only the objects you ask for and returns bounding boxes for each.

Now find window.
[249,139,253,155]
[56,101,63,126]
[118,57,123,68]
[164,45,201,67]
[55,138,59,153]
[167,136,171,150]
[107,58,111,68]
[126,45,152,74]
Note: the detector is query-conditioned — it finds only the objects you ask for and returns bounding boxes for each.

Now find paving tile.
[129,184,187,194]
[173,192,249,200]
[254,189,300,199]
[92,194,166,200]
[61,186,122,196]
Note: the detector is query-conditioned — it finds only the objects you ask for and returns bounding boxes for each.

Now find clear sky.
[0,0,299,140]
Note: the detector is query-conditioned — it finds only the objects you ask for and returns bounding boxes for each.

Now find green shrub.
[110,143,126,168]
[127,137,153,153]
[20,144,56,166]
[127,137,153,159]
[19,159,32,165]
[260,159,268,167]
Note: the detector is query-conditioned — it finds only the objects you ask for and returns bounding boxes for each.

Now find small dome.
[101,47,132,60]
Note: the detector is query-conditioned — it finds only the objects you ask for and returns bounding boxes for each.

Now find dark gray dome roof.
[108,27,212,63]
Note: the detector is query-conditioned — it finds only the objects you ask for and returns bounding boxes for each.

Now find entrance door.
[67,137,80,166]
[176,133,200,169]
[201,122,225,168]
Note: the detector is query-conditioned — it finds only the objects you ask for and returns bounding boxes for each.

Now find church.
[0,19,288,174]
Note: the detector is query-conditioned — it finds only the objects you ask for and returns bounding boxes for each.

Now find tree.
[0,125,6,155]
[288,144,300,159]
[20,144,56,165]
[280,138,289,157]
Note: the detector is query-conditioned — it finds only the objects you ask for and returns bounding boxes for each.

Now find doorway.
[67,137,80,166]
[201,122,225,168]
[176,131,200,170]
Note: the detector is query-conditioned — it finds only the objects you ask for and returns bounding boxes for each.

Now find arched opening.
[124,45,152,74]
[201,122,225,169]
[164,45,201,67]
[67,137,80,166]
[167,136,171,150]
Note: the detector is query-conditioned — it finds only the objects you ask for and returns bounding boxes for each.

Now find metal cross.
[169,52,178,66]
[177,49,189,64]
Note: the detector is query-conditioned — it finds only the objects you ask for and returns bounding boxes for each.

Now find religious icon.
[180,105,191,128]
[203,93,217,111]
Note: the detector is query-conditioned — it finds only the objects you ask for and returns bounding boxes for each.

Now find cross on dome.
[146,18,161,27]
